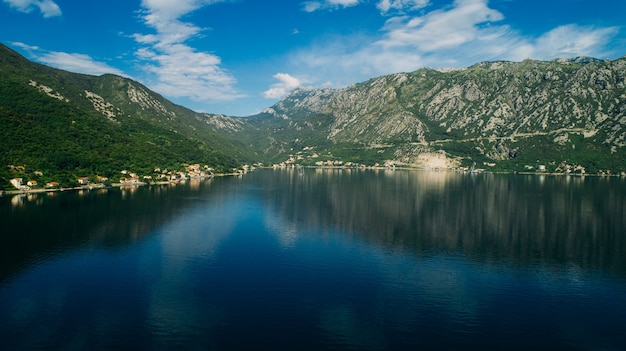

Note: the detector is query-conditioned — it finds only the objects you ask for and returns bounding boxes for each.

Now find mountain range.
[234,55,626,173]
[1,42,625,188]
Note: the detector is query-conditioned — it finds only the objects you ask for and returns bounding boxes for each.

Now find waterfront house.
[187,164,201,173]
[27,180,37,187]
[77,177,90,185]
[120,177,140,184]
[10,178,23,189]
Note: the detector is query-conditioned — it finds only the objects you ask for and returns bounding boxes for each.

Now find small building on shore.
[10,178,23,189]
[120,177,140,185]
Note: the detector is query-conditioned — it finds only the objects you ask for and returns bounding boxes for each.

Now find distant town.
[2,163,255,195]
[4,154,624,196]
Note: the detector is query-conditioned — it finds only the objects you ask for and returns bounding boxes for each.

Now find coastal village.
[2,163,254,195]
[2,152,622,196]
[268,146,624,176]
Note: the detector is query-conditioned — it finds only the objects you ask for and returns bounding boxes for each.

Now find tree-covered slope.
[0,43,243,188]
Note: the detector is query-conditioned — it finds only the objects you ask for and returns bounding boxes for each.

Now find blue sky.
[1,0,624,116]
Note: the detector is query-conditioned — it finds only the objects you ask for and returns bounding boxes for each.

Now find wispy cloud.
[302,0,429,14]
[133,0,244,102]
[2,0,61,17]
[263,73,302,99]
[532,24,620,59]
[291,0,621,90]
[376,0,430,14]
[374,0,620,62]
[11,42,125,76]
[377,0,505,51]
[302,0,360,12]
[38,52,126,76]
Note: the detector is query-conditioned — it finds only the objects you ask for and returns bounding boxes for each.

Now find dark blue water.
[1,170,625,350]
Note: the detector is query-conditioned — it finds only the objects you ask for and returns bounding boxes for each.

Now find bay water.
[1,169,625,350]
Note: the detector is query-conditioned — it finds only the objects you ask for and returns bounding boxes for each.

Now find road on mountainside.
[413,128,594,146]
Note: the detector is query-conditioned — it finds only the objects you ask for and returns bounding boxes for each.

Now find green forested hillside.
[0,79,236,188]
[0,44,240,189]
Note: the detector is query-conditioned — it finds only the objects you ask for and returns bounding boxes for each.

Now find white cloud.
[329,0,360,5]
[10,41,39,51]
[302,0,360,12]
[303,0,428,14]
[302,1,322,12]
[38,52,126,76]
[137,44,242,101]
[532,24,620,60]
[377,0,504,51]
[133,0,244,102]
[291,35,426,87]
[376,0,429,14]
[11,42,125,76]
[2,0,61,17]
[288,0,621,91]
[263,73,302,99]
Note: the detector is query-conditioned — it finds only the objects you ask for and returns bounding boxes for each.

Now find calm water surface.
[1,170,625,350]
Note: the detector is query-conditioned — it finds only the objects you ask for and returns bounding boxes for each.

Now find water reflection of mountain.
[0,180,219,281]
[262,169,626,275]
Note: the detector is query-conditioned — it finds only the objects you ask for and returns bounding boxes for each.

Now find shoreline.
[2,169,623,196]
[0,173,241,197]
[267,165,625,177]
